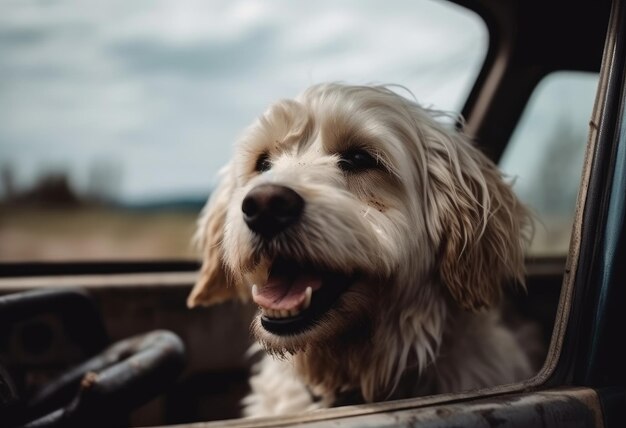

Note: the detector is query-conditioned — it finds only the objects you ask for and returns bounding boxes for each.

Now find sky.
[0,0,487,202]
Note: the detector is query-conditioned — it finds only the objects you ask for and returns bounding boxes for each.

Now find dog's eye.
[338,149,378,172]
[255,153,272,173]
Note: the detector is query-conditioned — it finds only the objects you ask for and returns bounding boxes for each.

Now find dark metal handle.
[24,330,186,428]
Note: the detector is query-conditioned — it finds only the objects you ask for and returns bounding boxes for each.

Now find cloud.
[0,27,50,46]
[108,27,278,78]
[0,0,487,201]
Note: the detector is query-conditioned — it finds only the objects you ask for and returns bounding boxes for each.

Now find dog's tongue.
[253,270,322,310]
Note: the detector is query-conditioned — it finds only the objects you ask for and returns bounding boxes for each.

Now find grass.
[0,206,199,262]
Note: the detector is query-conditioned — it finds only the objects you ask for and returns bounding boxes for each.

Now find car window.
[0,0,487,262]
[499,71,599,256]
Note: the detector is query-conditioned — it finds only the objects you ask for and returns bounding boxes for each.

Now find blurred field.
[0,206,199,262]
[0,206,572,262]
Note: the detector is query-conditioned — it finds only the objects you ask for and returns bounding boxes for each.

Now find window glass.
[0,0,487,261]
[499,72,599,256]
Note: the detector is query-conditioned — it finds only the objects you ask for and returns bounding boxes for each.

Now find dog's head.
[188,83,530,356]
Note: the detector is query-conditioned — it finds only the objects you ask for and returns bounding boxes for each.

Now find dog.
[187,83,534,417]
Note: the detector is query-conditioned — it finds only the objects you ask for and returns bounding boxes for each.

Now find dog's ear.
[187,165,248,308]
[423,128,531,311]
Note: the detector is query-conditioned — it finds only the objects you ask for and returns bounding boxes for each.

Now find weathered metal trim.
[0,272,197,290]
[525,0,619,388]
[0,257,564,290]
[580,0,626,388]
[300,387,604,428]
[156,388,602,428]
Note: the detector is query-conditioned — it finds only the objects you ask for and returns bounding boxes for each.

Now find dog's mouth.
[252,258,354,336]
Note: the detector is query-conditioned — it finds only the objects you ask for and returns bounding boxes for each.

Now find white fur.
[188,84,534,417]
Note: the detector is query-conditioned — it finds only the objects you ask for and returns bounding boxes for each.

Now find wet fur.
[188,84,534,416]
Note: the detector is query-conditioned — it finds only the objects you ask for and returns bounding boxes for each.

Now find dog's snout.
[242,184,304,238]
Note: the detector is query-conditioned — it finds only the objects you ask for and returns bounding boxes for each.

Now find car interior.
[0,0,614,426]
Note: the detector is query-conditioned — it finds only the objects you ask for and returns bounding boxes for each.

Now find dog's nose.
[242,184,304,238]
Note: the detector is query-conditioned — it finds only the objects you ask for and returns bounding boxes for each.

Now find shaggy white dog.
[188,83,534,417]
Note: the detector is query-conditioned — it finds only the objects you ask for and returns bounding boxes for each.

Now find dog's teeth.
[252,284,259,296]
[303,286,312,310]
[261,306,303,319]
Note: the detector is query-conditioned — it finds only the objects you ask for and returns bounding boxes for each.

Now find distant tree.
[1,165,15,200]
[1,171,81,207]
[25,173,81,206]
